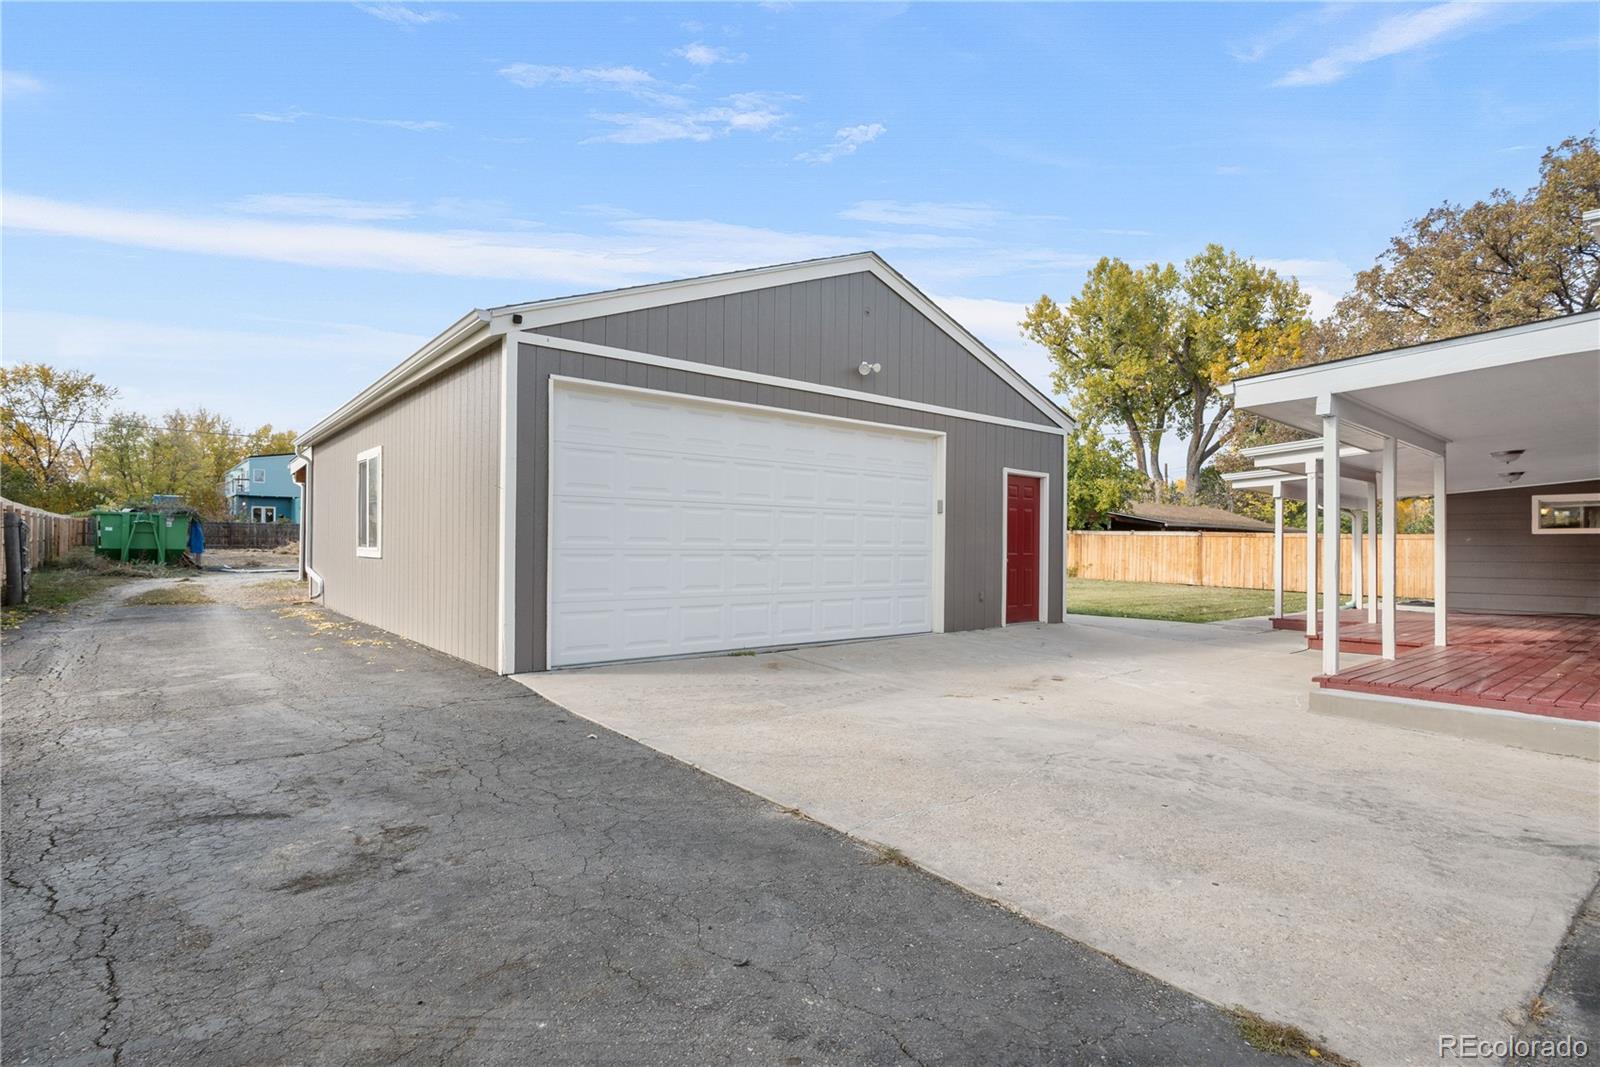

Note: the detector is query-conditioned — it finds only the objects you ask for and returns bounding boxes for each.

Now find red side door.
[1006,474,1041,624]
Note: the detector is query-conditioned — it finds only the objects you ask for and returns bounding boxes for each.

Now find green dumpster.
[91,509,195,564]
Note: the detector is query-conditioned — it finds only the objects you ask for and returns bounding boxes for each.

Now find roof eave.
[297,310,495,448]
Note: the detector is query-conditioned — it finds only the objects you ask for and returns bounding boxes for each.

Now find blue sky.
[3,1,1594,432]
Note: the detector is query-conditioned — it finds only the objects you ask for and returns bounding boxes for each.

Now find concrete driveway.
[3,576,1294,1066]
[520,615,1600,1066]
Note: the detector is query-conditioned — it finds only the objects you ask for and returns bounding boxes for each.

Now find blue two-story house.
[223,453,301,523]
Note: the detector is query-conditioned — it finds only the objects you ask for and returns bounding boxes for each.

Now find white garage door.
[548,381,939,667]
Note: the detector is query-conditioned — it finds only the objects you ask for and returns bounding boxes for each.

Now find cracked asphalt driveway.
[4,576,1295,1066]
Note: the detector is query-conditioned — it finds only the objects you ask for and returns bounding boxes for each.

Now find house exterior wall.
[1447,479,1600,616]
[512,343,1065,673]
[534,270,1056,429]
[225,455,302,521]
[308,349,502,669]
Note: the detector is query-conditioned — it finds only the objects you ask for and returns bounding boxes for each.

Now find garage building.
[296,253,1072,674]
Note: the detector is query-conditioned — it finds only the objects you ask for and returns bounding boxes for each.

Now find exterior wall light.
[858,361,882,376]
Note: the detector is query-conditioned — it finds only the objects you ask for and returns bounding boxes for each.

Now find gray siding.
[309,350,502,669]
[513,344,1064,673]
[1447,480,1600,616]
[537,271,1055,429]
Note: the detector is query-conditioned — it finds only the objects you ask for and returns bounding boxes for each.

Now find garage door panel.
[621,503,674,545]
[549,383,937,667]
[680,457,726,499]
[680,506,726,546]
[623,452,676,495]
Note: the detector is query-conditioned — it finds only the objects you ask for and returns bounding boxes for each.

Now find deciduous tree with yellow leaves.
[1024,245,1310,502]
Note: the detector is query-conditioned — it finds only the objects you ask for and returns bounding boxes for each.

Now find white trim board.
[519,332,1065,436]
[999,467,1050,627]
[1228,311,1599,407]
[497,336,519,674]
[542,375,949,671]
[494,252,1072,432]
[298,253,1075,452]
[299,316,497,447]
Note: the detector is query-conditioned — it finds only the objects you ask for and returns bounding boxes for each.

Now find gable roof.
[300,252,1070,447]
[1108,501,1273,532]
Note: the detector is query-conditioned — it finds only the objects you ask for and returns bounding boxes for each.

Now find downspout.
[295,445,324,598]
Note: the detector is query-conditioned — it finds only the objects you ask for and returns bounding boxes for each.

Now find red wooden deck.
[1271,609,1433,654]
[1284,612,1600,722]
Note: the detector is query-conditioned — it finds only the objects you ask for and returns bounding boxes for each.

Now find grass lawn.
[1067,578,1307,624]
[1,550,167,630]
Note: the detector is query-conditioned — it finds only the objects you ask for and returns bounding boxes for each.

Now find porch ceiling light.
[1491,449,1525,464]
[1500,470,1525,484]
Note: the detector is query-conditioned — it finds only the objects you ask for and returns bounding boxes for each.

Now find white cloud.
[796,123,885,164]
[233,194,418,221]
[2,71,45,95]
[497,63,685,107]
[242,108,446,132]
[675,42,744,66]
[1,192,878,291]
[3,191,1083,302]
[3,310,428,430]
[1229,4,1351,64]
[1259,257,1354,318]
[839,200,1001,230]
[354,3,454,27]
[588,93,787,144]
[1275,2,1499,87]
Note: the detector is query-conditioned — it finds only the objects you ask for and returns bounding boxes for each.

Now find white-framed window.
[356,446,382,557]
[1532,492,1600,535]
[251,505,277,524]
[253,468,266,483]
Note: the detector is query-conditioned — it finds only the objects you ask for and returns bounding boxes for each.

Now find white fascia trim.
[494,252,1073,431]
[1242,439,1370,460]
[1317,393,1448,456]
[518,332,1065,436]
[497,336,519,674]
[298,312,497,447]
[1231,311,1600,409]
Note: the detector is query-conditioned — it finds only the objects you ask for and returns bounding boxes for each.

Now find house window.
[356,446,382,557]
[1532,493,1600,535]
[253,468,266,484]
[251,505,277,524]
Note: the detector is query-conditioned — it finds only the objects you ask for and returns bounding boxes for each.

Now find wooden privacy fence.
[0,499,94,567]
[200,522,300,549]
[1069,530,1436,600]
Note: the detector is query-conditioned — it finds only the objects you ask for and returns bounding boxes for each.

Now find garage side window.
[356,446,382,557]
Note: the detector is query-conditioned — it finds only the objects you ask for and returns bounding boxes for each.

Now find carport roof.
[1226,311,1600,496]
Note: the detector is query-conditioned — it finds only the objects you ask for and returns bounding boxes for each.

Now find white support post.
[1364,485,1378,624]
[1381,436,1398,660]
[1321,415,1341,676]
[1351,508,1363,612]
[1304,461,1317,638]
[1272,484,1284,619]
[1434,452,1448,647]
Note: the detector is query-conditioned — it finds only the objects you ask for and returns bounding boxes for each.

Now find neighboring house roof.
[1107,502,1274,532]
[298,252,1072,448]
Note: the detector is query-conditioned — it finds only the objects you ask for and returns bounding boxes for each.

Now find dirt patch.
[126,583,215,607]
[203,547,296,571]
